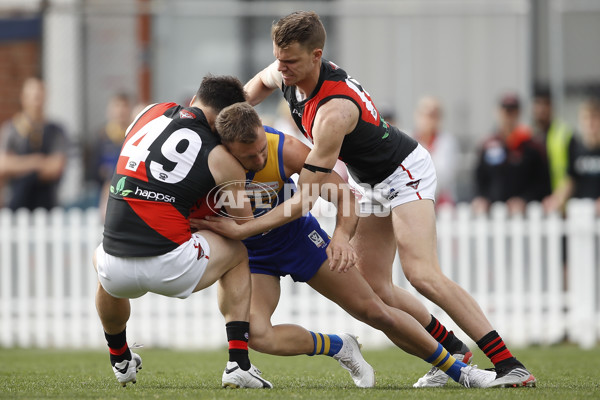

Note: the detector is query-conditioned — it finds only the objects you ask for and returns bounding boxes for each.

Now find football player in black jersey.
[93,75,272,389]
[197,102,499,388]
[200,11,535,389]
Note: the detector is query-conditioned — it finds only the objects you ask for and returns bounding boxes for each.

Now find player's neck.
[190,101,217,130]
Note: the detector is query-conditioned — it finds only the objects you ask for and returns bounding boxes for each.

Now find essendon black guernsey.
[282,59,418,186]
[103,103,219,257]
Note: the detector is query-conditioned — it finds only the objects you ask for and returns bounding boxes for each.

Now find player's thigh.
[249,274,281,336]
[391,199,440,277]
[192,230,248,292]
[308,260,384,318]
[350,214,397,284]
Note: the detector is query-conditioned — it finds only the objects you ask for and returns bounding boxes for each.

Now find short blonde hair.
[216,102,262,144]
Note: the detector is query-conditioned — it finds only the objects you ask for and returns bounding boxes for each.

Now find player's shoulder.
[321,59,348,81]
[208,144,245,182]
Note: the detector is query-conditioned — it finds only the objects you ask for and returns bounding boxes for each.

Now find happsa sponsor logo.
[134,187,176,203]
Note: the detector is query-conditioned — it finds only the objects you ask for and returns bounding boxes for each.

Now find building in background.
[0,0,599,206]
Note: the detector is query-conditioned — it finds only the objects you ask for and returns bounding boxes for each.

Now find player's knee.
[405,268,444,297]
[226,239,248,265]
[358,298,395,330]
[248,326,273,353]
[367,283,396,306]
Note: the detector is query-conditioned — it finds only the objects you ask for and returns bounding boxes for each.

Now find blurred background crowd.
[0,0,599,216]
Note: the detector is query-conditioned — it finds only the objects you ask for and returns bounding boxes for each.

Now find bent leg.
[308,261,438,359]
[351,214,432,327]
[248,274,314,356]
[392,200,492,340]
[95,282,131,334]
[191,230,251,323]
[307,262,487,385]
[93,250,130,334]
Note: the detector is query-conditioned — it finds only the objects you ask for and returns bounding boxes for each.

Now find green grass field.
[1,344,599,399]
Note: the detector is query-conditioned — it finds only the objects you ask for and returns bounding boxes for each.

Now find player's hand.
[190,215,248,240]
[326,233,357,273]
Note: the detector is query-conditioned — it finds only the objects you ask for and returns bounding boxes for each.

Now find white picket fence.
[0,200,598,350]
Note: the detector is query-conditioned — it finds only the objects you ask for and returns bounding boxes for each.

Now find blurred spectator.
[472,93,551,215]
[87,92,132,215]
[0,77,67,210]
[532,85,573,191]
[412,96,459,206]
[543,98,600,215]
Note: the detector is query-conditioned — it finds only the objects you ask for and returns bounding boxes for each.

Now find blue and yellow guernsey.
[243,127,330,283]
[243,126,307,247]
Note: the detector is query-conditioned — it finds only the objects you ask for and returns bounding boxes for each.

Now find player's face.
[226,126,269,172]
[273,41,320,87]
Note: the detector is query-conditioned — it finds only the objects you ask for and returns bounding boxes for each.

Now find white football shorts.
[96,233,211,299]
[348,144,437,216]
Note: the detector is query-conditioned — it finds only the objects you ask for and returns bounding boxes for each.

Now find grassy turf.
[1,344,599,399]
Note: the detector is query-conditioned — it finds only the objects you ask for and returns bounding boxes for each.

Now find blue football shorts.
[245,214,330,282]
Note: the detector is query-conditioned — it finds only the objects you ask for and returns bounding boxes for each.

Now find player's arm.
[243,98,356,233]
[282,133,359,271]
[244,61,281,106]
[294,99,360,272]
[201,98,358,236]
[198,100,358,270]
[207,145,253,221]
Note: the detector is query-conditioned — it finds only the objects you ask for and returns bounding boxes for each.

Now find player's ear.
[312,48,323,61]
[189,95,197,107]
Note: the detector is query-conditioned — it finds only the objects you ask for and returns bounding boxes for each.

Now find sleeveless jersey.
[282,59,418,186]
[103,102,220,257]
[242,126,314,250]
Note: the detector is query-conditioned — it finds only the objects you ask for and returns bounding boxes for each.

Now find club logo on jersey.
[406,180,421,190]
[380,116,390,139]
[179,109,196,119]
[158,172,168,181]
[110,177,133,197]
[308,230,326,248]
[246,181,279,214]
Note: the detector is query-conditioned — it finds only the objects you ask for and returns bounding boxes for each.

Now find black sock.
[476,330,522,373]
[425,315,465,354]
[105,329,131,365]
[226,321,250,371]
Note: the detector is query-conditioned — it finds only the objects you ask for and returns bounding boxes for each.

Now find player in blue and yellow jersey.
[192,102,496,389]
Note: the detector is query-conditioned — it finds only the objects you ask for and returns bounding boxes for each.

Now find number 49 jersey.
[103,102,220,257]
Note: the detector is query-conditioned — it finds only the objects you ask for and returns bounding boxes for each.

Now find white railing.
[0,200,598,350]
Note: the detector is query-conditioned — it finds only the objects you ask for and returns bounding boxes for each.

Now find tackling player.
[93,75,271,389]
[193,102,497,389]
